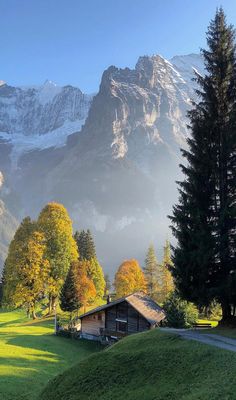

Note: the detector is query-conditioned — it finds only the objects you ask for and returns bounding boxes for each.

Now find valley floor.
[0,310,101,400]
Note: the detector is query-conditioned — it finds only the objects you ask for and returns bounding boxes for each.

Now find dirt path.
[160,328,236,352]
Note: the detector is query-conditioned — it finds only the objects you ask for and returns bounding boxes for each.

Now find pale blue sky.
[1,0,236,92]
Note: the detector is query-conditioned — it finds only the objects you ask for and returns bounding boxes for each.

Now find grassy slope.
[0,310,101,400]
[41,329,236,400]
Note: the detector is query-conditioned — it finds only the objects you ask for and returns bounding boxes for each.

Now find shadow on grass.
[6,333,102,354]
[0,319,26,328]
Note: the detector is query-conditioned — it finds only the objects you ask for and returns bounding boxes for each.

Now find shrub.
[163,292,198,328]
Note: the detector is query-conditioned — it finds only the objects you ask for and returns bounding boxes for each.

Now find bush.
[163,292,198,328]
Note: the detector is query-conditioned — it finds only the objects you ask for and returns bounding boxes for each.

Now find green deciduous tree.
[87,258,105,299]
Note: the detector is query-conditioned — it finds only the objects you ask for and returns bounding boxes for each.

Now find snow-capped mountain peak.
[37,80,62,105]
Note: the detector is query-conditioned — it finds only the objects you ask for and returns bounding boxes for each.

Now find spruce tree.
[74,229,96,260]
[85,229,96,260]
[144,244,160,298]
[170,8,236,321]
[60,262,81,314]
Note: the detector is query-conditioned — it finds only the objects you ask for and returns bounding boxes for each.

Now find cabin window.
[117,321,127,332]
[93,315,96,319]
[98,313,102,321]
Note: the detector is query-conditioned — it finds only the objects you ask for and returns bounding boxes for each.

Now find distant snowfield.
[0,119,85,169]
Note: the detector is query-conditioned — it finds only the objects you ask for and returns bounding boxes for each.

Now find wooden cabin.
[79,291,165,341]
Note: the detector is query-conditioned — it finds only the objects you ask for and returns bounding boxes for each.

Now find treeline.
[1,202,105,318]
[0,201,174,318]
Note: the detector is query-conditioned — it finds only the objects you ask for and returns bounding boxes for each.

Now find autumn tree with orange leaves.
[114,259,146,298]
[60,260,96,315]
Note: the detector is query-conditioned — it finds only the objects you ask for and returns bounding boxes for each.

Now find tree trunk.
[48,295,56,315]
[221,302,232,323]
[51,296,56,312]
[32,309,37,319]
[48,295,52,315]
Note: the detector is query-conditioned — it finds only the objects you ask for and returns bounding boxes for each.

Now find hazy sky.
[1,0,236,92]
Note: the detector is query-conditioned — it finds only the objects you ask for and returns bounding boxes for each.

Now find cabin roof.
[79,291,165,326]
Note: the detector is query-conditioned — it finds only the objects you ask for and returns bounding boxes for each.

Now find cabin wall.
[105,301,150,334]
[81,311,105,337]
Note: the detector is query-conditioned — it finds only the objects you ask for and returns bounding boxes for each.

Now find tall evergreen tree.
[74,229,105,299]
[74,229,96,260]
[144,244,160,298]
[170,8,236,321]
[60,262,82,314]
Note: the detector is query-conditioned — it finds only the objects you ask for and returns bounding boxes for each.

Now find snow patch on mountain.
[0,82,93,167]
[170,54,205,86]
[0,119,85,169]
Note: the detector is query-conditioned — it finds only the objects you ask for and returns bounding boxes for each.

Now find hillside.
[41,329,236,400]
[0,310,101,400]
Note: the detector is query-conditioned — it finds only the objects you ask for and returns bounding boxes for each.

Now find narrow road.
[160,328,236,352]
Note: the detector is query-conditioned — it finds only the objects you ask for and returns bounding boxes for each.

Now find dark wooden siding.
[105,305,117,331]
[105,300,150,334]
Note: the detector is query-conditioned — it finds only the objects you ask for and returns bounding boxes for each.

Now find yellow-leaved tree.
[38,202,78,313]
[114,259,146,298]
[3,218,49,318]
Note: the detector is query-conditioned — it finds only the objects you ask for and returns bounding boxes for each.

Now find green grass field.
[41,328,236,400]
[2,310,236,400]
[0,309,101,400]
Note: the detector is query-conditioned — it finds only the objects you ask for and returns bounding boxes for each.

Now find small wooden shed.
[79,291,165,341]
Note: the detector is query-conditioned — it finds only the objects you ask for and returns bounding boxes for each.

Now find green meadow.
[2,309,236,400]
[41,328,236,400]
[0,310,101,400]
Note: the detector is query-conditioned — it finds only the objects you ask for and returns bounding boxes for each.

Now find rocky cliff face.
[42,54,204,271]
[0,54,204,275]
[0,80,92,168]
